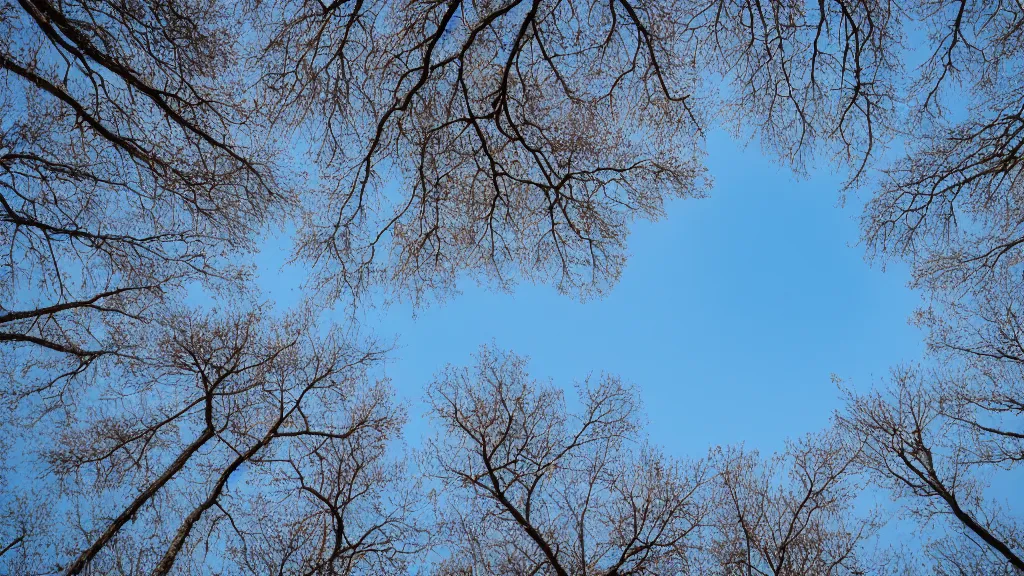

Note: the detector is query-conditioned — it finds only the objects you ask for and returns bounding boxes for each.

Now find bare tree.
[5,0,1021,338]
[707,433,884,576]
[0,306,427,576]
[680,0,903,181]
[0,428,54,576]
[834,245,1024,574]
[0,0,288,392]
[860,0,1024,299]
[827,5,1024,573]
[4,1,1024,575]
[252,0,710,303]
[839,367,1024,574]
[3,0,1020,334]
[242,0,1024,314]
[424,345,712,576]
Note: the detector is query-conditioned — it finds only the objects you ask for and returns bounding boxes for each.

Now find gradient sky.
[254,127,927,459]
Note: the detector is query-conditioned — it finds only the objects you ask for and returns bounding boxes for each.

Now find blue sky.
[256,128,926,458]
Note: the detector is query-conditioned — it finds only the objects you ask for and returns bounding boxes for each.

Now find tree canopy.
[1,0,1023,574]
